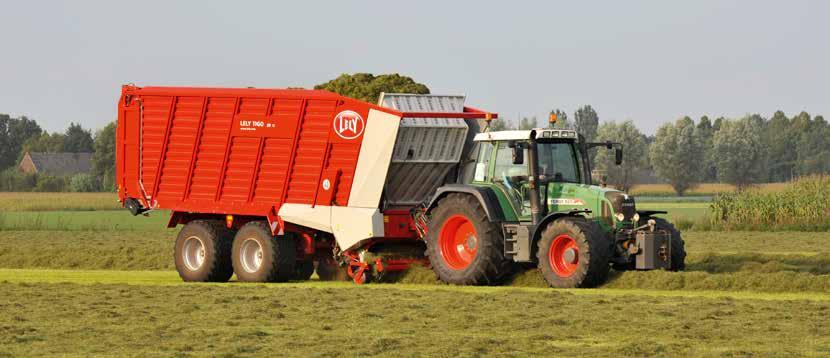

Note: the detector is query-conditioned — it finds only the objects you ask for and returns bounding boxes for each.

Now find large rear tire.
[537,217,611,288]
[232,221,296,282]
[425,193,511,285]
[174,220,233,282]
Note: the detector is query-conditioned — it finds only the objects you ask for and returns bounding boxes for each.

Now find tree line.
[2,73,827,195]
[0,114,115,192]
[501,108,829,195]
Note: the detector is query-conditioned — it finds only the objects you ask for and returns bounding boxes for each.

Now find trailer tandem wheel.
[293,260,315,281]
[232,221,297,282]
[174,220,234,282]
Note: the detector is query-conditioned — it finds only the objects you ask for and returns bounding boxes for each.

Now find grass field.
[0,210,171,231]
[1,276,829,357]
[0,192,120,211]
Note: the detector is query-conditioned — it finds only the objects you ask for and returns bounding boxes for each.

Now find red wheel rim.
[549,234,579,277]
[438,214,478,270]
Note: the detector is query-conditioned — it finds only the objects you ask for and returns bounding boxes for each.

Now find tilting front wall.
[118,87,402,251]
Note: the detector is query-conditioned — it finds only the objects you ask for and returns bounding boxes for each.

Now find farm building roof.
[19,152,93,176]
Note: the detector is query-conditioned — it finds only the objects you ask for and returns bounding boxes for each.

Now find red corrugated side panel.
[116,85,400,217]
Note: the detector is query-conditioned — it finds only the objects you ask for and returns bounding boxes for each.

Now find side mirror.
[512,146,524,165]
[615,148,623,165]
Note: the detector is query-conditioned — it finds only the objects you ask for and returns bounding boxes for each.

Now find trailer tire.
[293,260,315,281]
[174,220,234,282]
[426,193,511,285]
[232,221,296,282]
[315,257,349,281]
[537,217,610,288]
[650,217,686,271]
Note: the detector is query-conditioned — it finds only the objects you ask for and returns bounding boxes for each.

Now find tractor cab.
[470,128,620,225]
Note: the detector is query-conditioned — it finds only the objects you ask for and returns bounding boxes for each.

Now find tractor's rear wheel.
[426,194,511,285]
[231,221,296,282]
[537,217,611,288]
[174,220,233,282]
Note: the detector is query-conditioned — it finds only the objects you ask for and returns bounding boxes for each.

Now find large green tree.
[763,110,795,182]
[518,117,537,130]
[92,122,117,191]
[0,114,42,170]
[63,123,94,153]
[314,73,429,103]
[649,116,704,196]
[795,114,830,176]
[23,132,66,153]
[488,118,511,131]
[594,120,649,192]
[712,116,765,189]
[696,116,717,182]
[573,105,599,143]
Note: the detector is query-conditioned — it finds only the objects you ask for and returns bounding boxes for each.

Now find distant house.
[18,152,93,176]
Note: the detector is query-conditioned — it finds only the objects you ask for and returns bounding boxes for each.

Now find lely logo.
[333,110,365,140]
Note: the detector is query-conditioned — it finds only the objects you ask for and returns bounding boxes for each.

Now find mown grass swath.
[1,281,827,356]
[3,229,830,293]
[711,175,830,231]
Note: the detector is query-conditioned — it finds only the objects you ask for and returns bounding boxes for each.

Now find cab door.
[471,141,532,221]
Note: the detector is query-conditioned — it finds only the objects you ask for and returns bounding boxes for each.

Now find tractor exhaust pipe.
[528,132,543,225]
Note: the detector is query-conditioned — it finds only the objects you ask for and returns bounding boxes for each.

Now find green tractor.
[423,127,686,288]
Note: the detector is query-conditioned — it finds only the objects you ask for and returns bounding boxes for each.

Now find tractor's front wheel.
[426,194,511,285]
[650,217,686,271]
[537,217,611,288]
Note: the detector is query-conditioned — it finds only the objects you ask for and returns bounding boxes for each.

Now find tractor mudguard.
[531,211,589,243]
[426,184,505,222]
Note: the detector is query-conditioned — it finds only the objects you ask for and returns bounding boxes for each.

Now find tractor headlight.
[615,213,625,222]
[633,213,640,223]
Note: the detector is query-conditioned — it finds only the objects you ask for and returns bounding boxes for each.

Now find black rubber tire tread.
[425,193,511,285]
[650,217,686,271]
[232,221,296,282]
[315,258,349,281]
[293,260,315,281]
[536,217,611,288]
[174,220,234,282]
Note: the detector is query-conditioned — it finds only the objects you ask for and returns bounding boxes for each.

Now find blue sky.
[0,1,827,134]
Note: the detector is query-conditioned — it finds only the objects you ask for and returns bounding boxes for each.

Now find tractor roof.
[474,128,578,141]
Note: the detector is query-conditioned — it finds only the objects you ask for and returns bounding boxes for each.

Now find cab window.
[473,142,494,182]
[493,142,531,217]
[538,142,580,183]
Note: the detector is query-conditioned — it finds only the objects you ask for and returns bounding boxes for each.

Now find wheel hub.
[240,238,264,273]
[465,234,478,251]
[439,214,479,270]
[549,234,579,278]
[182,236,206,271]
[563,248,577,264]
